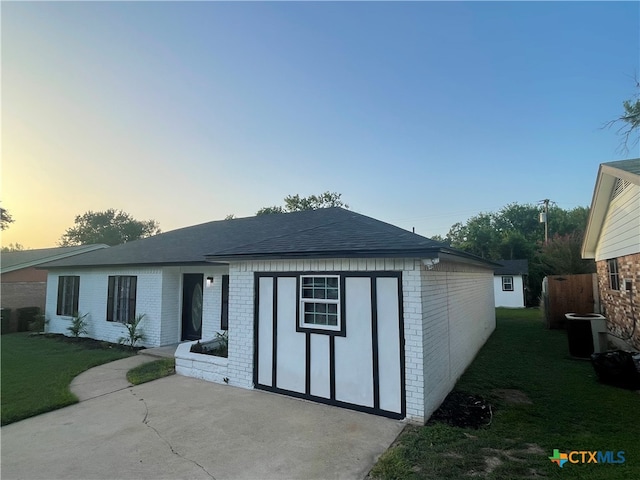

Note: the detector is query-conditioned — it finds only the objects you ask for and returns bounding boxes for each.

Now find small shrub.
[213,330,228,357]
[17,307,40,332]
[67,312,89,338]
[29,313,48,333]
[189,332,228,358]
[119,314,145,350]
[1,308,12,334]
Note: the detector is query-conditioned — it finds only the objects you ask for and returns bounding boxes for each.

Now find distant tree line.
[431,203,595,305]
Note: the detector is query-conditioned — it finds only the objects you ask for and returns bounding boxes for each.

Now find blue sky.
[2,1,639,248]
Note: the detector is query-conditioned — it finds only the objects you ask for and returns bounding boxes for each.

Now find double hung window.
[300,275,340,331]
[57,276,80,316]
[107,276,137,323]
[502,276,514,292]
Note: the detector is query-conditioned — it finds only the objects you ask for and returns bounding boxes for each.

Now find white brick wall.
[46,256,495,423]
[46,265,228,347]
[46,267,163,347]
[226,258,426,422]
[402,261,425,423]
[175,340,229,383]
[421,261,495,421]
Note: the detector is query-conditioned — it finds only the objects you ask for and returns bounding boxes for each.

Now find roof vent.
[611,178,631,200]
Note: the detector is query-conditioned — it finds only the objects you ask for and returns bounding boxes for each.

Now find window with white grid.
[300,275,340,331]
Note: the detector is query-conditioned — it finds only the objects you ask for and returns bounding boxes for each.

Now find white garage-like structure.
[42,208,496,423]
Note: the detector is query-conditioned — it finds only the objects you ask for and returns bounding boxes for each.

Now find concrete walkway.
[70,345,178,401]
[3,375,405,480]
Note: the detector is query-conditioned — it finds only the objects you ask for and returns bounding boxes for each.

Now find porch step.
[138,344,179,359]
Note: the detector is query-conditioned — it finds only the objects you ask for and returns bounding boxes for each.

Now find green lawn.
[371,308,640,480]
[127,358,175,385]
[1,333,134,425]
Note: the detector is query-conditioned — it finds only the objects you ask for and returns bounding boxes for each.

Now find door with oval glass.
[182,273,203,341]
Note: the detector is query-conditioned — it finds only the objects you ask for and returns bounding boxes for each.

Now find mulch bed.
[40,333,139,352]
[428,391,493,429]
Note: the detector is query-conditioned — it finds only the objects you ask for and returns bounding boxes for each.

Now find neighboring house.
[1,245,107,330]
[41,208,497,423]
[582,158,640,350]
[493,259,529,308]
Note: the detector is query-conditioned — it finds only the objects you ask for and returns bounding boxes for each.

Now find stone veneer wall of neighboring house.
[596,252,640,349]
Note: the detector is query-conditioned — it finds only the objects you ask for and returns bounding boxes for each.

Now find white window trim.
[299,275,341,332]
[502,276,514,292]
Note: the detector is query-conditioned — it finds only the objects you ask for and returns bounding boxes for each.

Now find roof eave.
[38,260,217,270]
[205,249,442,262]
[581,165,617,259]
[1,245,109,274]
[205,247,497,268]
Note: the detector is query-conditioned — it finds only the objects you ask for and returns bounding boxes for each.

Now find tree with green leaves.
[1,207,14,231]
[59,209,161,246]
[1,243,25,252]
[256,192,348,215]
[536,233,595,275]
[443,202,591,305]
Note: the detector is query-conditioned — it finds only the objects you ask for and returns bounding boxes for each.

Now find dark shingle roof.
[602,158,640,176]
[1,245,108,273]
[494,259,529,275]
[40,208,491,268]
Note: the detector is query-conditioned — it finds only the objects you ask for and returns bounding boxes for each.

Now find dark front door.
[182,274,203,341]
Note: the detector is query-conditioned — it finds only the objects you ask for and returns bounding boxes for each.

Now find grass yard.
[371,308,640,480]
[127,358,175,385]
[1,333,134,425]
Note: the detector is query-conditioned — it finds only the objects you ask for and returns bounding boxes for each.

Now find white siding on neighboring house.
[493,275,525,308]
[595,182,640,261]
[421,262,495,420]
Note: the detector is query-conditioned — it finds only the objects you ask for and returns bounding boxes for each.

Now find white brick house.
[42,208,496,423]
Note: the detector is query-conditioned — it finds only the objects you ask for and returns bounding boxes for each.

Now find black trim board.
[253,271,406,419]
[255,383,405,420]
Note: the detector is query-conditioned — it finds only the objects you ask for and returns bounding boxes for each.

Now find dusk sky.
[2,1,638,249]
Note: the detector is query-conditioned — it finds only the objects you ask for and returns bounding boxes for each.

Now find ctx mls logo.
[549,449,625,468]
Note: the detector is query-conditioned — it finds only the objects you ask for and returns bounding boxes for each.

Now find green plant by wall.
[17,307,41,332]
[67,312,89,338]
[29,313,49,333]
[119,313,146,350]
[215,330,228,357]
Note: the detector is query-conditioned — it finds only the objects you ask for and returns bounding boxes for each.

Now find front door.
[182,274,203,341]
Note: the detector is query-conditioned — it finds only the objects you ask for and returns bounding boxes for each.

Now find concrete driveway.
[1,375,405,480]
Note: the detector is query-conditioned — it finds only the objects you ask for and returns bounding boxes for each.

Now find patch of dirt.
[492,389,533,405]
[428,391,492,429]
[468,457,502,477]
[466,444,547,478]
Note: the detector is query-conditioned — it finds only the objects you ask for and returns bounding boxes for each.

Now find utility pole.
[539,199,550,244]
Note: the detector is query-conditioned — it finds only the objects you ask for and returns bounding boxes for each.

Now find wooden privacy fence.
[543,273,599,329]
